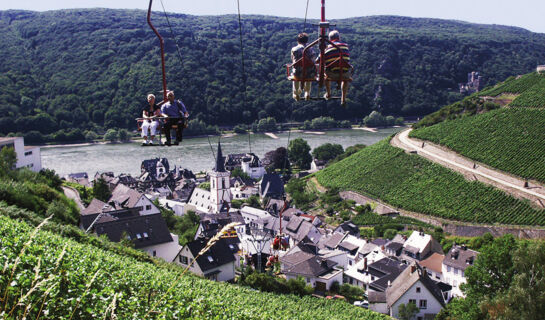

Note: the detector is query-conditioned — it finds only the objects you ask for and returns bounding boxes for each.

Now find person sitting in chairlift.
[290,33,317,101]
[317,30,351,105]
[141,94,161,145]
[160,90,189,146]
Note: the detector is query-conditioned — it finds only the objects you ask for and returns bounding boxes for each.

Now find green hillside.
[2,9,545,142]
[0,215,386,320]
[411,71,545,183]
[410,108,545,183]
[314,139,545,226]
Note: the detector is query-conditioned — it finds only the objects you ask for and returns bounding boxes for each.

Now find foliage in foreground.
[437,235,545,320]
[410,108,545,183]
[315,139,545,226]
[0,215,387,319]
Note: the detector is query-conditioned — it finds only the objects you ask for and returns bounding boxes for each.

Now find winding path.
[62,186,85,211]
[391,129,545,206]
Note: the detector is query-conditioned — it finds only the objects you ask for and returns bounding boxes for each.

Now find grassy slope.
[412,71,545,183]
[314,139,545,226]
[410,108,545,183]
[0,214,386,320]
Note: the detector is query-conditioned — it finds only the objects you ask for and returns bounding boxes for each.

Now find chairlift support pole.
[318,0,327,87]
[147,0,168,102]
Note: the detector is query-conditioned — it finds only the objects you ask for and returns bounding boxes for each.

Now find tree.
[288,138,312,170]
[0,146,17,175]
[103,129,118,142]
[397,302,419,320]
[231,167,251,181]
[117,129,130,142]
[312,143,344,162]
[92,177,111,202]
[264,147,289,171]
[84,130,98,141]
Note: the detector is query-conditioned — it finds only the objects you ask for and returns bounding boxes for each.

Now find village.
[63,140,479,320]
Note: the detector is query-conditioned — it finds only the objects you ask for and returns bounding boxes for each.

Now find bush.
[233,124,248,134]
[103,128,118,142]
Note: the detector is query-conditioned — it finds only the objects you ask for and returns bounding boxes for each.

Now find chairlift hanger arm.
[147,0,168,102]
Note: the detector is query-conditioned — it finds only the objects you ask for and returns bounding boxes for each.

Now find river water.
[41,128,402,177]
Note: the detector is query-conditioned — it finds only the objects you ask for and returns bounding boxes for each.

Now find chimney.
[364,257,368,270]
[410,265,416,274]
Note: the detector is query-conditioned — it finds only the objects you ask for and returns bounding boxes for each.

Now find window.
[136,233,142,239]
[143,232,149,239]
[152,250,157,257]
[179,256,189,265]
[419,300,427,309]
[222,179,226,189]
[447,266,451,272]
[306,277,310,283]
[409,299,416,305]
[462,270,465,277]
[24,151,32,156]
[453,280,458,287]
[416,287,421,293]
[145,205,151,210]
[207,256,214,263]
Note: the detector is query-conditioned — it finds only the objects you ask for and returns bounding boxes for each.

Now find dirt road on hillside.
[391,129,545,207]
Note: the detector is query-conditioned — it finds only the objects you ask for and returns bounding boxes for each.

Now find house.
[94,213,181,261]
[420,253,445,282]
[280,250,343,292]
[158,198,190,217]
[66,172,89,186]
[230,177,259,200]
[240,206,274,229]
[384,234,407,257]
[240,153,266,179]
[111,173,139,189]
[334,221,360,238]
[224,153,246,171]
[94,172,116,190]
[194,212,244,240]
[401,231,443,262]
[174,237,236,282]
[259,173,284,199]
[79,198,139,230]
[310,159,327,172]
[0,137,41,172]
[282,214,322,245]
[442,245,479,298]
[370,263,446,319]
[171,181,195,202]
[108,184,160,216]
[345,257,406,292]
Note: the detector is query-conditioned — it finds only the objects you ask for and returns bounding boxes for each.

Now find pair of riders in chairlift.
[290,30,351,105]
[140,90,189,146]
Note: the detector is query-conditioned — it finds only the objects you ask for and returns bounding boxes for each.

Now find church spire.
[215,141,226,172]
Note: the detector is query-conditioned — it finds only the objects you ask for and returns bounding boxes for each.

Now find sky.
[1,0,545,33]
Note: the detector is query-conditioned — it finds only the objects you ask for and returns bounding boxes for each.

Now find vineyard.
[0,215,386,320]
[314,139,545,226]
[479,72,545,97]
[410,108,545,183]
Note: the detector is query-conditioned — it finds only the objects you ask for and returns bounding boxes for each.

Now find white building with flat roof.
[0,137,41,172]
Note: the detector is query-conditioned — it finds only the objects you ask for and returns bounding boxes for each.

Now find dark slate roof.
[185,238,235,272]
[443,245,479,271]
[141,158,170,177]
[81,198,113,215]
[68,172,88,179]
[94,213,173,249]
[80,207,140,231]
[280,251,315,267]
[368,257,407,278]
[338,241,359,253]
[369,272,402,292]
[215,142,226,172]
[335,221,360,237]
[284,256,337,277]
[260,173,284,197]
[385,241,404,252]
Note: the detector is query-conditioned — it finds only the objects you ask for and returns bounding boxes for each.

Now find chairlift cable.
[236,0,252,154]
[303,0,310,31]
[159,0,185,68]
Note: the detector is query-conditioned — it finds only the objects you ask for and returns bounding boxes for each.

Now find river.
[41,128,403,177]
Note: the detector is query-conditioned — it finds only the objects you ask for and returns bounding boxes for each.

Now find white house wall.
[142,234,181,262]
[137,196,161,216]
[442,264,467,298]
[390,280,443,319]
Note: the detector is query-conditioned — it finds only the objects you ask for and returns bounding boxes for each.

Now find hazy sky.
[2,0,545,33]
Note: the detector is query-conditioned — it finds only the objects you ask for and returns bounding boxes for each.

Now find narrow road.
[392,129,545,205]
[62,186,85,211]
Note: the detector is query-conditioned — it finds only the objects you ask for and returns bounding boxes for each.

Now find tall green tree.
[397,302,419,320]
[0,146,17,175]
[312,143,344,162]
[92,178,111,202]
[288,138,312,170]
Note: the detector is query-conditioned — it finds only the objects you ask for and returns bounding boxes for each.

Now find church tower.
[209,142,231,213]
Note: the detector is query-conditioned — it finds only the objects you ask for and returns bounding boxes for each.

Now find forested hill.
[2,9,545,140]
